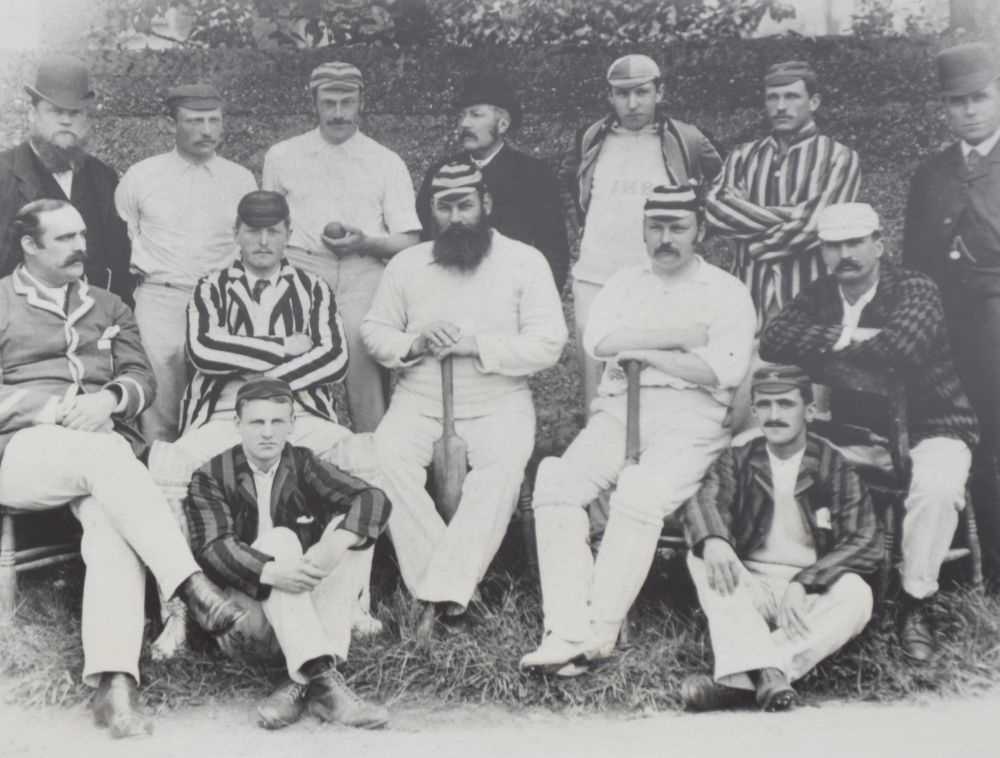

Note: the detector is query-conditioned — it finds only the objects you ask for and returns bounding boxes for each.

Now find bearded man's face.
[28,99,90,172]
[431,189,493,272]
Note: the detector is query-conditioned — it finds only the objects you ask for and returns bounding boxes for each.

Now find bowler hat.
[454,73,522,133]
[937,43,999,98]
[24,55,94,111]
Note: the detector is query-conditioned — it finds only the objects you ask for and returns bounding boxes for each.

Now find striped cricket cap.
[606,54,661,89]
[643,184,701,219]
[430,162,484,200]
[309,61,363,93]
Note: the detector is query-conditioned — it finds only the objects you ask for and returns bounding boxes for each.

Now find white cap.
[606,54,661,89]
[817,202,881,243]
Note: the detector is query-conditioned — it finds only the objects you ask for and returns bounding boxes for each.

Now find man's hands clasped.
[260,557,328,594]
[408,321,478,360]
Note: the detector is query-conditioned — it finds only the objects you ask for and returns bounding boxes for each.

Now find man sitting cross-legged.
[183,376,392,730]
[361,162,567,640]
[0,199,244,739]
[760,202,979,663]
[680,365,881,713]
[520,185,756,675]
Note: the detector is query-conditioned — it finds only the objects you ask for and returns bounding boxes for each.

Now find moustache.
[63,252,87,266]
[655,244,679,256]
[763,421,790,428]
[835,260,861,272]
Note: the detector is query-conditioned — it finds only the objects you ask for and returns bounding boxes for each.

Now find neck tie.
[967,149,983,174]
[251,279,270,303]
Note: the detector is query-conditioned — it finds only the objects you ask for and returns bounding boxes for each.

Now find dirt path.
[2,691,998,758]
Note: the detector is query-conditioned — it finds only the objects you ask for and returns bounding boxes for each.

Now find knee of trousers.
[905,478,965,518]
[610,465,673,527]
[532,456,590,511]
[826,573,874,630]
[255,527,303,561]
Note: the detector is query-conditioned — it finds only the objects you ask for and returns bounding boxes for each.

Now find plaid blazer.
[683,433,882,592]
[184,443,391,600]
[760,263,979,451]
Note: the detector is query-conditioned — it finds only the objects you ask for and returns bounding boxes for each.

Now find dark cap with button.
[751,364,812,395]
[763,60,817,89]
[236,375,294,407]
[166,83,223,112]
[237,191,290,228]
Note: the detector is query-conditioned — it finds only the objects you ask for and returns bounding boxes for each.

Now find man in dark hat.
[904,42,1000,582]
[0,54,132,300]
[679,365,880,713]
[115,83,256,444]
[263,61,421,437]
[569,53,721,413]
[361,161,566,643]
[707,60,861,332]
[763,202,979,663]
[183,375,392,730]
[416,72,570,291]
[521,185,753,676]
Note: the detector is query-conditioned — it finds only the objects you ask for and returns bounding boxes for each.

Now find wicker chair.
[0,505,80,619]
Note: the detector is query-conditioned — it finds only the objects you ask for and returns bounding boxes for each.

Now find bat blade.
[432,434,467,523]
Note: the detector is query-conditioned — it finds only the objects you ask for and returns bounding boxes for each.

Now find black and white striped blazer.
[181,259,348,431]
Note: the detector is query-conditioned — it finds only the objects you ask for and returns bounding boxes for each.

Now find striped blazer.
[683,433,882,592]
[181,259,348,431]
[184,443,391,600]
[705,124,860,325]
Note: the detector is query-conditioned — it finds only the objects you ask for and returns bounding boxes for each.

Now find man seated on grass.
[760,202,979,663]
[361,161,567,642]
[183,376,392,730]
[520,185,755,675]
[0,199,244,739]
[680,365,881,712]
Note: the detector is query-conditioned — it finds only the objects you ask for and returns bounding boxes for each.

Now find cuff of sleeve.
[335,521,376,551]
[386,332,425,369]
[475,335,501,374]
[687,345,737,389]
[107,376,147,417]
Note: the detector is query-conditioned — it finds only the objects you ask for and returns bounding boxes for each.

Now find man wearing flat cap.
[361,161,566,641]
[679,365,880,713]
[762,202,979,663]
[0,54,132,300]
[707,60,860,332]
[521,185,754,675]
[570,53,722,413]
[416,72,570,291]
[904,42,1000,580]
[115,83,257,444]
[263,61,421,436]
[184,375,391,731]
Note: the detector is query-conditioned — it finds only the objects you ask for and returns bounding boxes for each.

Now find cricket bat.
[623,359,641,464]
[432,356,467,523]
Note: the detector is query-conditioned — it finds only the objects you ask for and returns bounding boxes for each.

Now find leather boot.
[303,657,389,729]
[680,673,753,712]
[91,673,152,739]
[753,668,797,712]
[257,678,308,730]
[176,572,247,636]
[898,595,936,663]
[415,602,438,646]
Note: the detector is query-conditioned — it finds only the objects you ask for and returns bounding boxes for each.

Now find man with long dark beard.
[361,162,567,642]
[0,55,132,300]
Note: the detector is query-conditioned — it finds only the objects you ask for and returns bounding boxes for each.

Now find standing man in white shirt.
[115,84,257,443]
[569,54,721,413]
[263,61,421,434]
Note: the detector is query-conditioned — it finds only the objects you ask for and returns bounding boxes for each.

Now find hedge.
[0,35,967,252]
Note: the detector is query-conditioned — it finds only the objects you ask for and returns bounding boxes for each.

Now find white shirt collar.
[311,126,360,152]
[838,278,878,315]
[767,445,805,472]
[247,456,280,478]
[961,126,1000,159]
[21,268,69,306]
[170,148,219,174]
[245,268,282,290]
[471,142,505,168]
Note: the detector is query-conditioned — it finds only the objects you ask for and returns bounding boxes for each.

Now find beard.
[432,216,492,272]
[31,133,89,173]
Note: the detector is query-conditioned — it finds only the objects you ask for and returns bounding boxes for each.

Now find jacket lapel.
[11,266,66,319]
[12,143,46,203]
[269,446,296,522]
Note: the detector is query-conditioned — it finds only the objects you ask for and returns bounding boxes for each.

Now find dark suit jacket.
[0,142,132,300]
[184,443,391,600]
[903,139,1000,299]
[417,144,571,290]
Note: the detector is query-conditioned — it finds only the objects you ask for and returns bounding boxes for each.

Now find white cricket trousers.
[217,526,365,683]
[687,554,873,690]
[0,426,200,686]
[369,389,535,609]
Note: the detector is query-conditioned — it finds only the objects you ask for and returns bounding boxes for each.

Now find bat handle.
[623,359,641,464]
[441,355,456,436]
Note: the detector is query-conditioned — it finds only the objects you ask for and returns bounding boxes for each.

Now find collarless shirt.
[961,126,1000,161]
[575,126,670,285]
[833,279,879,351]
[747,447,817,570]
[262,128,420,256]
[115,149,257,286]
[248,456,280,536]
